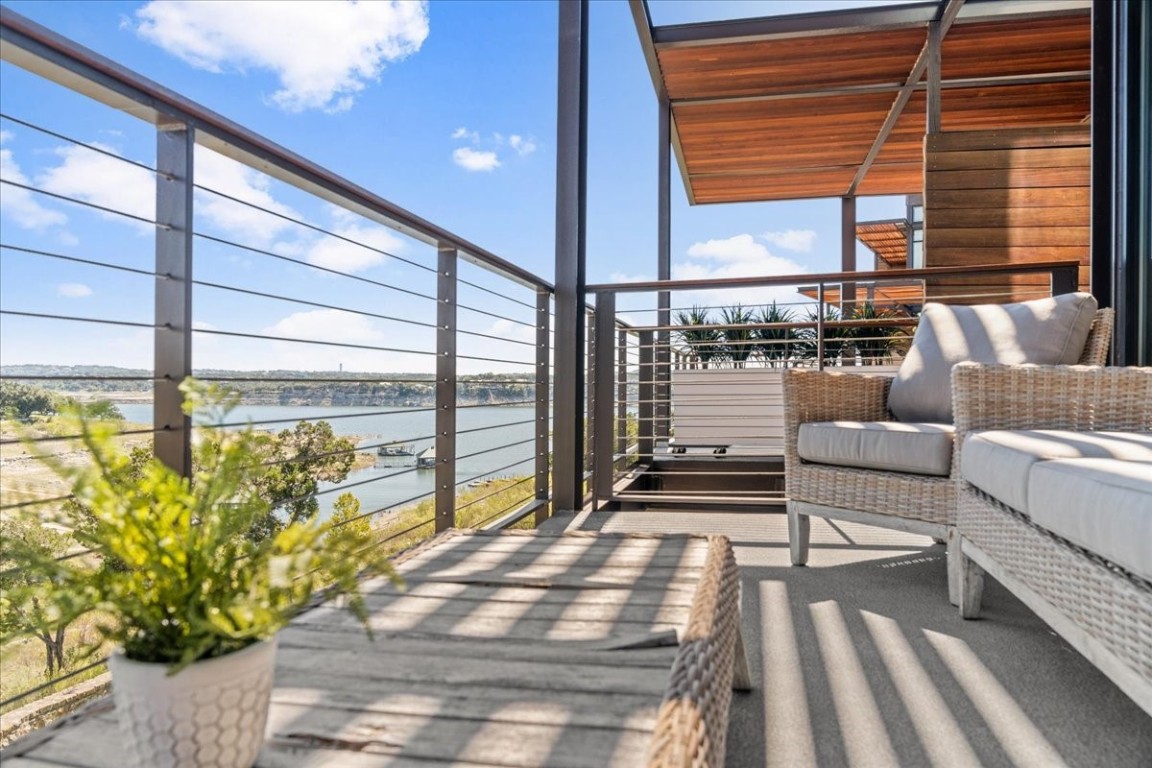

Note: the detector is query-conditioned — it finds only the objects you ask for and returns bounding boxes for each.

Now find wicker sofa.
[783,300,1114,596]
[951,363,1152,715]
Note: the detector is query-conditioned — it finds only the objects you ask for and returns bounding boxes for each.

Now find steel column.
[592,293,616,503]
[637,330,654,462]
[585,311,596,474]
[435,245,457,532]
[840,195,857,319]
[154,122,194,477]
[552,0,589,513]
[617,329,628,462]
[534,289,551,524]
[1090,0,1113,309]
[656,96,672,444]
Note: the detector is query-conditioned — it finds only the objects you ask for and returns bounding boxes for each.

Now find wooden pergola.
[633,0,1091,204]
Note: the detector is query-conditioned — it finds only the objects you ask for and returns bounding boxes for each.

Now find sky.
[0,0,911,374]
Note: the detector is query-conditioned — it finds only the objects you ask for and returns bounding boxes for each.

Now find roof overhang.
[632,0,1092,204]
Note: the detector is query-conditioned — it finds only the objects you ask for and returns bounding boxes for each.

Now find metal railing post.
[435,245,457,532]
[585,310,596,475]
[638,330,655,462]
[535,289,551,524]
[816,283,826,371]
[617,328,628,464]
[154,121,194,477]
[592,292,616,504]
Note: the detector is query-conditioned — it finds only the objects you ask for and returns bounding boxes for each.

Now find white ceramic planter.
[109,637,276,768]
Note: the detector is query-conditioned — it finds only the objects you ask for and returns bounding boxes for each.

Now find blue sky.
[0,0,908,373]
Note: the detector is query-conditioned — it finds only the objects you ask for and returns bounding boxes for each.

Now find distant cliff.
[0,366,535,407]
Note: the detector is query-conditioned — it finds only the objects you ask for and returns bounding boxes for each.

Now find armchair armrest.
[782,370,892,461]
[951,362,1152,445]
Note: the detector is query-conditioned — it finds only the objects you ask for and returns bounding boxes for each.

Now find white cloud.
[761,229,816,253]
[452,147,500,173]
[194,149,302,245]
[451,126,479,142]
[57,282,92,298]
[508,135,537,156]
[305,219,407,273]
[609,272,653,284]
[35,142,301,245]
[135,1,428,113]
[0,134,70,231]
[675,234,811,309]
[37,142,154,231]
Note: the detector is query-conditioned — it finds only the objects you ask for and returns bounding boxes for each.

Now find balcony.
[2,1,1150,766]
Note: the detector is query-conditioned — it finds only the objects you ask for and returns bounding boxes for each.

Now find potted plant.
[1,380,399,768]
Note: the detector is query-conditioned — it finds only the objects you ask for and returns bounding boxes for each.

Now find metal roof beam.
[846,0,966,196]
[672,70,1090,108]
[628,0,666,102]
[652,0,1089,48]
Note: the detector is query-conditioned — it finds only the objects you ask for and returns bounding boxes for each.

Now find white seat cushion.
[1028,458,1152,581]
[961,430,1152,514]
[888,293,1098,423]
[797,421,954,477]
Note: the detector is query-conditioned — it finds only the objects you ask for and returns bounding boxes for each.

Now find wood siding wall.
[923,127,1090,303]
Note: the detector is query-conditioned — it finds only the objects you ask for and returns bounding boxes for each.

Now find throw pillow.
[888,292,1098,423]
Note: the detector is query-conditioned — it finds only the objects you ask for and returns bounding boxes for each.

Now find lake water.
[115,403,538,519]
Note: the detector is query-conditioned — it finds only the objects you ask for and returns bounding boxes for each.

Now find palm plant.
[848,302,906,364]
[754,301,797,368]
[674,306,724,369]
[798,305,853,366]
[720,305,756,368]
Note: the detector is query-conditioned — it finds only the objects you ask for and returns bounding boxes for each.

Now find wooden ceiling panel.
[856,221,909,267]
[855,163,923,196]
[942,17,1090,80]
[651,5,1091,205]
[657,28,925,100]
[692,166,857,204]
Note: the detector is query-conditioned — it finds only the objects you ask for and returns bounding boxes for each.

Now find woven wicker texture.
[646,536,740,768]
[783,309,1114,527]
[953,363,1152,697]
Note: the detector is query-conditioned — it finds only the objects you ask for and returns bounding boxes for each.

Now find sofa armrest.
[782,369,892,462]
[951,362,1152,476]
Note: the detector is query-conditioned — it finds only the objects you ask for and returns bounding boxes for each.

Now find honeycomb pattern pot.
[109,638,276,768]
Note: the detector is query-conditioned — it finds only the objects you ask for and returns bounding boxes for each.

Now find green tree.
[329,492,370,538]
[0,515,74,676]
[250,420,356,536]
[0,382,59,421]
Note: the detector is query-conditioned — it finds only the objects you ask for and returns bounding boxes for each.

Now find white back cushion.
[889,293,1098,423]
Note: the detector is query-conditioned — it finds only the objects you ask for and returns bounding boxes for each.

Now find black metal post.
[656,96,672,444]
[1090,0,1114,311]
[617,328,628,463]
[552,0,589,513]
[435,245,457,532]
[638,330,654,462]
[154,122,194,477]
[535,289,551,524]
[592,293,616,504]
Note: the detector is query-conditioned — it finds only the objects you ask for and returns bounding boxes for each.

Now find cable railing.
[0,6,559,719]
[587,260,1082,510]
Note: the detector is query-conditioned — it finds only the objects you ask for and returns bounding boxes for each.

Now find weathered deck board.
[3,531,741,768]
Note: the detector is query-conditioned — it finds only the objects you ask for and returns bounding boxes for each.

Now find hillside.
[0,366,535,407]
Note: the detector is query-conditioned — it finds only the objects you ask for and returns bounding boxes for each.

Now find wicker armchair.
[783,308,1114,593]
[951,363,1152,714]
